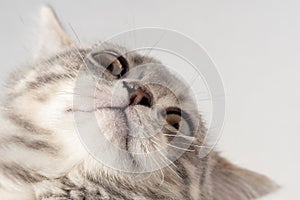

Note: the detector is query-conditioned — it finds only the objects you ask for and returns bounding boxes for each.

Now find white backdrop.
[0,0,299,199]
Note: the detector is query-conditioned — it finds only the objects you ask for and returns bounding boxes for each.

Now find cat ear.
[211,153,278,200]
[35,6,74,59]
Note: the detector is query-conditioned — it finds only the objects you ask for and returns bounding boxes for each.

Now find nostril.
[138,93,152,107]
[129,87,152,107]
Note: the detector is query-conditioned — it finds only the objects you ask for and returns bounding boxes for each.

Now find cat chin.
[83,155,163,183]
[84,153,168,178]
[76,108,168,173]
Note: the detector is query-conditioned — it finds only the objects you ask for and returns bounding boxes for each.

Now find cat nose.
[123,82,152,107]
[129,87,152,107]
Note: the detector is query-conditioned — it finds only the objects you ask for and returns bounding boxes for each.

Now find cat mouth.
[68,105,151,151]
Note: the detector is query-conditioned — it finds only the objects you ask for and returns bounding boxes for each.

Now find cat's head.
[3,6,278,199]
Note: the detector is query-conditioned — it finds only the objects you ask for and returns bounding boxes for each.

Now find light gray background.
[0,1,299,199]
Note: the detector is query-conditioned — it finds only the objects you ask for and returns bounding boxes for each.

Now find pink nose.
[129,87,152,107]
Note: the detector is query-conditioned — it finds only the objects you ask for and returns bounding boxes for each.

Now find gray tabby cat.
[0,6,277,200]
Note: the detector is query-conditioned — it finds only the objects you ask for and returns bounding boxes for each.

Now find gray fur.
[0,6,277,200]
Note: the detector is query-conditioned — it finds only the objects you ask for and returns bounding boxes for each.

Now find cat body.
[0,6,277,200]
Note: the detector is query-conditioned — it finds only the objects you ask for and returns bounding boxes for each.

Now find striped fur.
[0,6,277,200]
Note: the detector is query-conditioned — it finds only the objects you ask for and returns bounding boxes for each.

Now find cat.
[0,6,278,200]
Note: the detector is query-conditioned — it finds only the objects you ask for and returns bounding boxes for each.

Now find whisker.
[140,141,165,184]
[162,133,195,140]
[150,137,181,171]
[139,30,167,62]
[151,141,181,179]
[171,141,211,149]
[68,24,98,81]
[151,135,195,152]
[56,91,95,99]
[149,143,166,185]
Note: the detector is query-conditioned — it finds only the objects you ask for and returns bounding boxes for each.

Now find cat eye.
[90,51,128,78]
[165,107,182,130]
